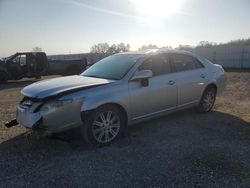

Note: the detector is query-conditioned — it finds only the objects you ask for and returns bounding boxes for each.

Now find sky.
[0,0,249,57]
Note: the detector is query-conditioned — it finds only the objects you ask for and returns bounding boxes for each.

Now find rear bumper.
[216,74,227,94]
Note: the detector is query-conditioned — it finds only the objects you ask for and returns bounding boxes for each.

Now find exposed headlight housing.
[40,99,73,114]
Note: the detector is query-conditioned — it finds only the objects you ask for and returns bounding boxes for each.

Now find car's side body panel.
[42,99,84,133]
[79,82,130,115]
[173,69,208,106]
[128,73,177,120]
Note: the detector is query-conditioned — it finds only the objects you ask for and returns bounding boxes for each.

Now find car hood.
[21,75,114,99]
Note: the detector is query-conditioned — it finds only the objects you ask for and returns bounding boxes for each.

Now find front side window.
[12,55,26,65]
[81,54,143,80]
[172,54,204,72]
[12,56,20,64]
[139,54,171,76]
[20,55,27,66]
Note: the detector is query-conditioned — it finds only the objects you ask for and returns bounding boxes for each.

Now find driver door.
[128,53,177,120]
[8,54,27,79]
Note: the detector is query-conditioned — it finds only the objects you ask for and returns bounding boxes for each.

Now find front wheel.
[197,86,217,113]
[81,105,126,147]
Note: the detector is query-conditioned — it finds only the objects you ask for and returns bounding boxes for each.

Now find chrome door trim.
[132,106,177,121]
[177,100,199,107]
[131,100,199,121]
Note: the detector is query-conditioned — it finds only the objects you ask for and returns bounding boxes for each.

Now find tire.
[81,105,126,147]
[0,70,8,83]
[197,86,217,113]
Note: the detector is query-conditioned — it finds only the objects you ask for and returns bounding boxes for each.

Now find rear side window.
[193,57,204,68]
[172,54,204,72]
[139,54,171,76]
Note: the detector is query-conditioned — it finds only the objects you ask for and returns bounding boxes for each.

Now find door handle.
[200,74,206,78]
[168,80,175,85]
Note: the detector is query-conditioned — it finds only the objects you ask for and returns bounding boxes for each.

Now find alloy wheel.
[92,111,121,143]
[203,91,216,111]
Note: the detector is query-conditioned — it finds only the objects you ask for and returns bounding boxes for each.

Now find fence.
[191,45,250,69]
[49,45,250,69]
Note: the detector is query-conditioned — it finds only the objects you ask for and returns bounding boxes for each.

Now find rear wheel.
[82,105,126,147]
[197,86,217,113]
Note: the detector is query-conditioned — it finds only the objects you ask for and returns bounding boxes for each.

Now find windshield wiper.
[83,75,119,80]
[84,75,100,78]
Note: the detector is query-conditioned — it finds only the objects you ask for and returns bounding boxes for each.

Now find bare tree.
[197,41,216,47]
[91,43,110,53]
[32,46,43,52]
[138,44,158,51]
[107,44,118,53]
[91,42,130,53]
[117,43,130,52]
[161,46,172,49]
[177,44,192,50]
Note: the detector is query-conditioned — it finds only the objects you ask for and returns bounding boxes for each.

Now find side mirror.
[131,70,152,87]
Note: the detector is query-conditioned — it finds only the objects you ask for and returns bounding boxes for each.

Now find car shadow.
[1,110,249,152]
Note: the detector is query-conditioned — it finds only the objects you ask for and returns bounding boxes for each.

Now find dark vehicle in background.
[0,52,87,83]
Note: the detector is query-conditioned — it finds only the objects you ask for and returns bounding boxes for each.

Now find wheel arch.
[199,82,218,102]
[205,83,217,93]
[81,102,128,127]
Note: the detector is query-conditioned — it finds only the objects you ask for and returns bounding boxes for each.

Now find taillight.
[220,66,224,73]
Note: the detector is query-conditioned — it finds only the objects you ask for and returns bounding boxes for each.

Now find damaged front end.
[17,97,43,127]
[5,96,45,132]
[5,95,84,136]
[5,75,112,135]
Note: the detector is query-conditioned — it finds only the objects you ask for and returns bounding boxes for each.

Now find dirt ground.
[0,72,250,187]
[214,71,250,122]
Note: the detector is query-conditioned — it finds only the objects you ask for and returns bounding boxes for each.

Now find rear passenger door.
[170,53,208,106]
[129,53,177,119]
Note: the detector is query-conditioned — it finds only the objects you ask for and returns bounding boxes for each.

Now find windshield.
[81,54,143,80]
[4,54,15,62]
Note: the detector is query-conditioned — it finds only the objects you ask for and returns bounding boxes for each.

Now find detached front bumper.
[12,98,84,135]
[16,106,42,129]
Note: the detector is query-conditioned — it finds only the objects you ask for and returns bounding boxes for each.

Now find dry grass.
[215,72,250,122]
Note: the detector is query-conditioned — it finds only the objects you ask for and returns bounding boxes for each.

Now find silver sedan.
[10,49,226,146]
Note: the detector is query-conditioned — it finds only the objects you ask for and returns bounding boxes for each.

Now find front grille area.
[20,96,41,109]
[22,100,33,107]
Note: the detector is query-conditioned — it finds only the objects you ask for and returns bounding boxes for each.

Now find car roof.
[15,52,45,55]
[119,49,196,56]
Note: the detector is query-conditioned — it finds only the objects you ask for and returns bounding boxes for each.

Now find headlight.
[40,99,73,114]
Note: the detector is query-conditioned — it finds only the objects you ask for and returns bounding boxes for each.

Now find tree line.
[90,43,130,53]
[32,38,250,55]
[91,38,250,53]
